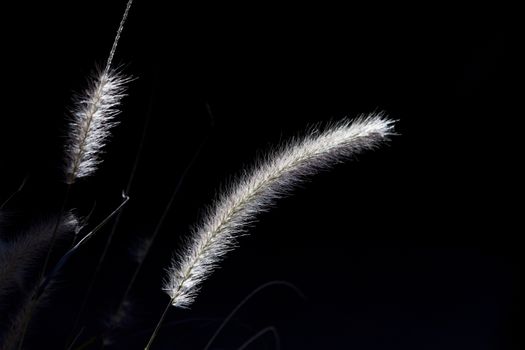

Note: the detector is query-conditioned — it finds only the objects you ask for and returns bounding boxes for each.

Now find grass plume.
[163,113,395,309]
[142,114,394,349]
[64,68,131,184]
[0,212,80,305]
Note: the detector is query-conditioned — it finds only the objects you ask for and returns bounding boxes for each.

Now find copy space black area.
[0,1,518,350]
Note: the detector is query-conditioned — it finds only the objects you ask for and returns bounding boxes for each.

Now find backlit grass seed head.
[64,68,130,184]
[163,113,395,308]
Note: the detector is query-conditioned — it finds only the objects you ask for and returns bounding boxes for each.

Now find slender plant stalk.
[61,194,130,348]
[14,296,35,350]
[4,282,52,350]
[137,127,212,350]
[116,138,204,308]
[39,185,71,281]
[144,298,174,350]
[237,326,280,350]
[37,194,130,300]
[104,0,134,74]
[15,184,72,350]
[204,281,304,350]
[66,327,85,350]
[103,143,203,346]
[104,112,213,347]
[0,175,28,210]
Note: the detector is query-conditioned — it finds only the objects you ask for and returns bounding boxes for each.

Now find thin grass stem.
[204,281,304,350]
[106,121,212,345]
[237,326,280,350]
[16,184,72,350]
[79,70,157,345]
[0,174,28,210]
[144,298,174,350]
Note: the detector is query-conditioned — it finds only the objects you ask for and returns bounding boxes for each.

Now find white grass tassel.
[163,113,395,308]
[64,0,134,183]
[64,69,130,183]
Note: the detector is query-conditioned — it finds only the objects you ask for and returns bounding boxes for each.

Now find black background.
[0,1,519,349]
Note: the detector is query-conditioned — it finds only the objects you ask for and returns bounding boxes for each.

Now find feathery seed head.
[163,113,395,308]
[0,211,80,303]
[64,68,131,184]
